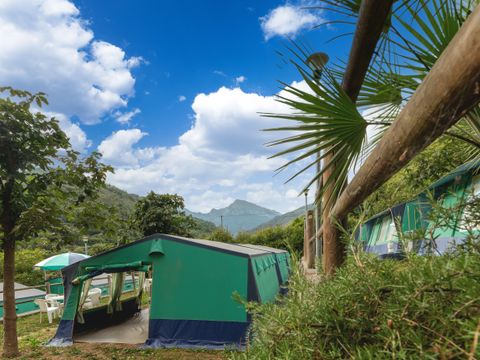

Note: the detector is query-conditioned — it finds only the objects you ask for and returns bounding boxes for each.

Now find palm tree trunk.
[331,4,480,223]
[322,0,393,274]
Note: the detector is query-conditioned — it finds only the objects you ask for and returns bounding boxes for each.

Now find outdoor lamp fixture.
[304,189,309,212]
[306,52,329,80]
[306,51,329,261]
[82,235,89,255]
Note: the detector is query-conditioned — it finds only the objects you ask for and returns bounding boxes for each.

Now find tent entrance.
[75,308,149,344]
[72,268,151,345]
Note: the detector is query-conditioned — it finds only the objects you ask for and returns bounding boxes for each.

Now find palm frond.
[265,64,367,205]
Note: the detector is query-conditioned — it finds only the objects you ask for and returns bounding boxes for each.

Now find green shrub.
[0,249,50,286]
[209,228,234,243]
[235,244,480,359]
[235,218,304,254]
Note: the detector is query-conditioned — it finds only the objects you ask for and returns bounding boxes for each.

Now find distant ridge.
[252,203,314,231]
[186,199,280,235]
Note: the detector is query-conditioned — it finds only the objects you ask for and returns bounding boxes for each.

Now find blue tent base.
[144,319,249,350]
[46,320,74,347]
[364,236,467,258]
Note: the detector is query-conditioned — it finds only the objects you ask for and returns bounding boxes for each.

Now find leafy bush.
[209,228,234,243]
[235,217,304,254]
[234,241,480,359]
[0,249,50,286]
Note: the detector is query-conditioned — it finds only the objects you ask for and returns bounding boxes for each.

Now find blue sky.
[0,0,352,212]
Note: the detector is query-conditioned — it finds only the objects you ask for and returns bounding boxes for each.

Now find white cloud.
[235,76,246,85]
[98,83,316,213]
[260,5,321,40]
[178,95,187,102]
[0,0,141,125]
[98,129,167,168]
[41,111,91,152]
[114,108,141,125]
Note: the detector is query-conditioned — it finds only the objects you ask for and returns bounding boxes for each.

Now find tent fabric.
[76,279,92,324]
[48,234,289,350]
[145,319,249,349]
[108,272,125,313]
[237,244,291,285]
[359,161,480,257]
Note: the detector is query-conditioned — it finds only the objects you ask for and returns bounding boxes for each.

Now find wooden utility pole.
[331,4,480,221]
[322,0,394,274]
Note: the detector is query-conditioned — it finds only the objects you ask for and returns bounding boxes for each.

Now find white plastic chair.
[34,298,59,324]
[45,294,64,314]
[87,288,102,307]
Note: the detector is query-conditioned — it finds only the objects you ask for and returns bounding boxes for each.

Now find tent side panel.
[274,252,290,285]
[431,179,468,239]
[251,254,280,303]
[150,240,248,322]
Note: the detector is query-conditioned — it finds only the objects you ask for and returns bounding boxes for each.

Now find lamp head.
[306,52,329,80]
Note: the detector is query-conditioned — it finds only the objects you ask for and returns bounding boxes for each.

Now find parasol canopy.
[34,252,90,271]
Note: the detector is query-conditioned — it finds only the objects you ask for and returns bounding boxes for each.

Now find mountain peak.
[186,199,280,234]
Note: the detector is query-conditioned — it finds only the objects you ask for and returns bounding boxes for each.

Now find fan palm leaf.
[264,64,367,205]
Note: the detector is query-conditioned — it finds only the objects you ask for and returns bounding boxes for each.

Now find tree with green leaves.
[132,192,195,237]
[209,228,234,243]
[0,87,112,357]
[267,0,480,272]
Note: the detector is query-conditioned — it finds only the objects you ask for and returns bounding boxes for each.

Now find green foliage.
[0,87,112,355]
[190,218,217,239]
[236,249,480,359]
[98,185,139,219]
[132,192,195,237]
[0,249,49,286]
[237,194,480,359]
[208,228,234,243]
[265,65,368,205]
[0,86,113,243]
[235,217,304,254]
[267,0,480,209]
[360,137,471,219]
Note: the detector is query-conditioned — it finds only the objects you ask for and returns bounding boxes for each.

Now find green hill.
[253,204,314,231]
[98,185,140,219]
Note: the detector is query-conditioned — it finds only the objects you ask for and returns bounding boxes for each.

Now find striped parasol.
[34,252,90,271]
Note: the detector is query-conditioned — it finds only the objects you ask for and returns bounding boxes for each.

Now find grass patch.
[0,301,226,359]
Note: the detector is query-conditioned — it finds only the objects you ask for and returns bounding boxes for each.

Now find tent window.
[460,174,480,231]
[378,217,397,244]
[472,174,480,196]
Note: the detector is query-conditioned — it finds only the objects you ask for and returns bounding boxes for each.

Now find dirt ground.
[16,343,226,360]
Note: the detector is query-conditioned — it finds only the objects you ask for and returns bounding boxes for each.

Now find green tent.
[358,161,480,257]
[49,234,290,349]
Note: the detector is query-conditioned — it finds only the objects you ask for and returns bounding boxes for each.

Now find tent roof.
[428,160,480,190]
[237,244,288,254]
[362,161,480,227]
[64,234,278,272]
[165,235,273,256]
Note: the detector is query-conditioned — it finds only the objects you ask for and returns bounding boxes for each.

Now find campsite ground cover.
[0,296,227,360]
[0,313,226,359]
